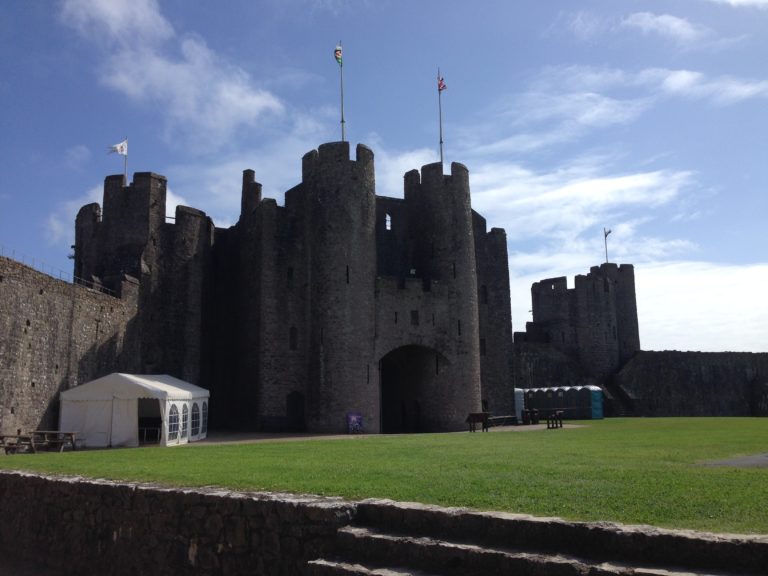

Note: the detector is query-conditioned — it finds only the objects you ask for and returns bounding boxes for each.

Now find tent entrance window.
[138,398,162,444]
[168,404,179,441]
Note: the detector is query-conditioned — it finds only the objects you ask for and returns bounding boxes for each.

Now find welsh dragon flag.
[334,44,343,66]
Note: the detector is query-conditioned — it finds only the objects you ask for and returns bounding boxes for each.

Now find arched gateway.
[379,345,452,433]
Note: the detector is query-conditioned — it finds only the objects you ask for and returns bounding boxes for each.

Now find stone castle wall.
[614,351,768,416]
[0,257,139,434]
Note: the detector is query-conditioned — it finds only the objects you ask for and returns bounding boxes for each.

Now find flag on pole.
[438,76,446,92]
[604,228,612,238]
[108,139,128,156]
[334,44,343,66]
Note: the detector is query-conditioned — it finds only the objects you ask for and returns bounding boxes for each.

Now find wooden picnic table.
[0,431,78,454]
[0,434,35,454]
[32,431,78,452]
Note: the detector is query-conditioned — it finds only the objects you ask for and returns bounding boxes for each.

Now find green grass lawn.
[2,418,767,534]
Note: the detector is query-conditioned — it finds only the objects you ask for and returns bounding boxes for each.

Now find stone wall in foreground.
[1,471,767,575]
[0,471,353,576]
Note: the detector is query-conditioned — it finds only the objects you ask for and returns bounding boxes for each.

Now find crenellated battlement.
[521,262,641,383]
[62,141,506,434]
[301,141,374,183]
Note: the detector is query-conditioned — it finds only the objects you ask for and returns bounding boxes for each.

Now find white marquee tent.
[59,373,210,448]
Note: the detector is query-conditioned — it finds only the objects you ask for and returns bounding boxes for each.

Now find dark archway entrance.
[286,391,306,432]
[380,345,445,434]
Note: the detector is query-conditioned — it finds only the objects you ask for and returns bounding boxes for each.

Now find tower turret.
[303,142,377,432]
[398,161,482,429]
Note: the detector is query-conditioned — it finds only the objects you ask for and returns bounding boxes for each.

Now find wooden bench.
[487,415,516,428]
[466,412,489,432]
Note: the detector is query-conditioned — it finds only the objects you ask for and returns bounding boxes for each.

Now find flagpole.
[438,67,444,165]
[604,227,611,263]
[123,136,128,184]
[338,42,346,142]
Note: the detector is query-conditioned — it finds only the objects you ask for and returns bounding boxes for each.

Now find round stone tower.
[303,142,378,432]
[400,161,483,430]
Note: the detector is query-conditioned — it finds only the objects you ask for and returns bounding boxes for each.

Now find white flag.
[108,139,128,156]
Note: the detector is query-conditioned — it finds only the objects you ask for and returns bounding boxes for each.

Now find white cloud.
[639,68,768,104]
[621,12,709,44]
[64,145,91,171]
[566,11,608,41]
[60,0,173,47]
[469,158,695,249]
[509,261,768,353]
[636,262,768,352]
[707,0,768,7]
[60,0,284,152]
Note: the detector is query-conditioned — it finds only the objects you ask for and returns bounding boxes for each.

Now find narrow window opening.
[385,213,392,230]
[289,326,298,350]
[394,311,398,324]
[366,364,370,384]
[452,262,456,278]
[432,313,435,325]
[346,265,350,284]
[435,353,439,375]
[410,310,419,326]
[480,338,486,356]
[457,320,462,336]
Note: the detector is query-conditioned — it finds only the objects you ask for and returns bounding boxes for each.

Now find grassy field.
[1,418,767,534]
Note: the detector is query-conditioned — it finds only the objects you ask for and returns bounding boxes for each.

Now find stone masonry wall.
[614,350,768,416]
[0,257,139,434]
[1,471,767,575]
[0,471,354,576]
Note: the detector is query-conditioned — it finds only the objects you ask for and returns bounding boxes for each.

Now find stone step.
[333,525,647,576]
[307,558,442,576]
[353,499,768,575]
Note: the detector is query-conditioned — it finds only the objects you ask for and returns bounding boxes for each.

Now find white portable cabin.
[514,388,524,421]
[59,373,210,448]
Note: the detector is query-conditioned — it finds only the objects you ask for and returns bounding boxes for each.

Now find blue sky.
[1,0,767,352]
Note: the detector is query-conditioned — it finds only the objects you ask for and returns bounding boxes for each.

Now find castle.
[514,264,640,382]
[67,141,513,433]
[512,265,768,417]
[2,141,766,437]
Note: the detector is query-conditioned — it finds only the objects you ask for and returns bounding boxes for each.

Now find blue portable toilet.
[587,385,604,419]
